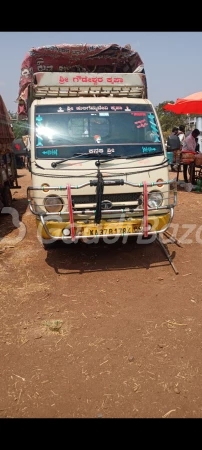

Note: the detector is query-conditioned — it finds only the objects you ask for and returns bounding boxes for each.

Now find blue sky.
[1,31,202,113]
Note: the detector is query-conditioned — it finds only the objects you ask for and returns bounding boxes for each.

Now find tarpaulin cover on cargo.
[17,43,146,118]
[0,95,15,147]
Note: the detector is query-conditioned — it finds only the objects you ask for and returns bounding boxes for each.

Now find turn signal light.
[156,179,164,187]
[41,183,50,193]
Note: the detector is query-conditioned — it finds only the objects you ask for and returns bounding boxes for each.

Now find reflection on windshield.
[35,104,163,159]
[36,112,161,145]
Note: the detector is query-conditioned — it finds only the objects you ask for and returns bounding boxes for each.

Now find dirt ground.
[1,168,202,418]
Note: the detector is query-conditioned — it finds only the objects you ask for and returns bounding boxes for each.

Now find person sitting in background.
[182,128,200,183]
[166,127,181,171]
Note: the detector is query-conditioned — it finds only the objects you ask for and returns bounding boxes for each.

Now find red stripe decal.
[67,184,75,241]
[143,181,148,238]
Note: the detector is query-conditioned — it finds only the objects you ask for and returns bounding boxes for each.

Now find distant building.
[186,115,196,130]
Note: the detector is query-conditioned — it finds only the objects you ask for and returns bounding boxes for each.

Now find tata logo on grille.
[101,200,113,210]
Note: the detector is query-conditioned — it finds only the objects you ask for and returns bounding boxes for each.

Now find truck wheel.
[2,185,12,207]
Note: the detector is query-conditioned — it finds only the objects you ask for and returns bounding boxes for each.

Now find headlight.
[44,195,63,212]
[148,191,163,208]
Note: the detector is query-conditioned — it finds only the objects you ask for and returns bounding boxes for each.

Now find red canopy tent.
[164,92,202,114]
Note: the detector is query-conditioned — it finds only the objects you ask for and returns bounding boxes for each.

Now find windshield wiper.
[35,162,45,170]
[126,153,161,159]
[51,153,89,168]
[51,153,119,168]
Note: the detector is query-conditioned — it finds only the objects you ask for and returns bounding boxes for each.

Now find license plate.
[85,226,133,236]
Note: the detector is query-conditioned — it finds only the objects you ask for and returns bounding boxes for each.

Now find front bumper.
[36,211,173,241]
[28,178,177,242]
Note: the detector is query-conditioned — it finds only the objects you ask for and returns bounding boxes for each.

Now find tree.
[8,111,28,139]
[155,101,187,141]
[155,101,200,141]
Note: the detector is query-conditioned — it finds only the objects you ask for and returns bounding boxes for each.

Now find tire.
[2,184,12,208]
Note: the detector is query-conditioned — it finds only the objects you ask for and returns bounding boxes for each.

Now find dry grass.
[43,320,63,333]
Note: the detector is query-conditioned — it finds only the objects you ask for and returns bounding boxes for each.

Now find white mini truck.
[18,44,177,248]
[18,44,177,247]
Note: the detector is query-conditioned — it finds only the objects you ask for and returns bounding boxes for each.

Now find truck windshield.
[35,103,163,159]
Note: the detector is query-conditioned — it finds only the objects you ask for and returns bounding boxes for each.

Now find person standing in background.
[182,128,200,183]
[195,137,199,153]
[166,127,181,171]
[177,125,186,171]
[178,125,185,146]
